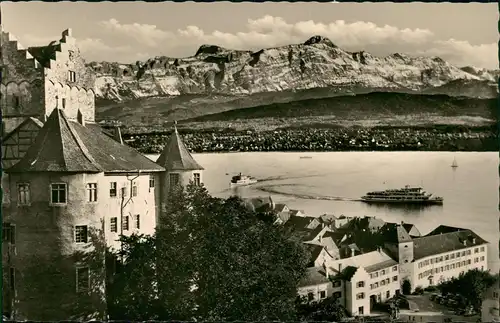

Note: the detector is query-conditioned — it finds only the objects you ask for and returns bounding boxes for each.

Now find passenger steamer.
[361,185,443,205]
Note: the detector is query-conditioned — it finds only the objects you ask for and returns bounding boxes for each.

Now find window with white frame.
[110,217,118,233]
[74,225,88,243]
[122,216,129,231]
[356,292,365,300]
[392,266,398,271]
[392,276,398,282]
[86,183,97,202]
[110,182,117,197]
[51,183,67,204]
[68,70,76,82]
[17,183,30,205]
[149,176,155,189]
[169,173,180,187]
[193,173,201,186]
[132,182,138,197]
[357,281,365,288]
[76,267,89,292]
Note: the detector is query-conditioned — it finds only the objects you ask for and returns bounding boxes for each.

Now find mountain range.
[89,35,498,103]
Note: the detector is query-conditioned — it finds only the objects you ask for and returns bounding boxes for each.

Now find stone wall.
[1,32,45,134]
[43,29,96,121]
[2,172,107,321]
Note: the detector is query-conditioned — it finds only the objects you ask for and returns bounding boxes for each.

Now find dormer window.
[68,71,76,82]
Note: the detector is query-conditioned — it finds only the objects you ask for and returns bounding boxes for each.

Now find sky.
[2,2,498,69]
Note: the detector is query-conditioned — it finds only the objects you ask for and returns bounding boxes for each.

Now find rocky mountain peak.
[303,35,336,48]
[195,44,226,56]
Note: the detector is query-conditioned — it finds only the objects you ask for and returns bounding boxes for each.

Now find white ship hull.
[230,179,258,187]
[361,197,443,205]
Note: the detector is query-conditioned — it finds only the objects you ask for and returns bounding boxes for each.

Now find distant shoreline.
[122,125,497,154]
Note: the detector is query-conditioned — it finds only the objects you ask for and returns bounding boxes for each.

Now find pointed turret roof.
[7,108,165,173]
[156,124,204,171]
[8,108,103,173]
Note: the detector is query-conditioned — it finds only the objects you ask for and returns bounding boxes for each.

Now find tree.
[402,279,412,295]
[295,295,348,322]
[106,183,309,321]
[437,269,498,311]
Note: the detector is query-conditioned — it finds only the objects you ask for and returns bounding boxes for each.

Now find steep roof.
[156,126,204,171]
[284,215,320,231]
[385,222,419,235]
[304,243,325,263]
[412,229,488,260]
[380,223,413,243]
[299,267,330,287]
[7,109,165,173]
[274,203,288,213]
[426,225,466,236]
[1,117,44,142]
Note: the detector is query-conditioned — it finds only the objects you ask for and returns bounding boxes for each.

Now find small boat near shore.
[230,173,258,187]
[299,156,313,159]
[451,157,458,168]
[361,185,443,205]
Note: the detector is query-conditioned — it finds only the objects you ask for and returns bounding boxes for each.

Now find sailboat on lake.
[451,157,458,168]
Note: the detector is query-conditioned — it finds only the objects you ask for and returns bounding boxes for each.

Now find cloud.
[19,16,497,69]
[169,15,435,51]
[99,18,172,47]
[419,39,497,69]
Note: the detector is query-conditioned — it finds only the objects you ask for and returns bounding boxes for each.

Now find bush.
[424,286,437,292]
[413,286,424,295]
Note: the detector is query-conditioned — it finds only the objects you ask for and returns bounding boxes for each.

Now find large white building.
[297,221,490,316]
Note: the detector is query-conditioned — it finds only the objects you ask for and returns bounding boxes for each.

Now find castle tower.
[2,108,164,320]
[156,123,204,216]
[381,223,414,291]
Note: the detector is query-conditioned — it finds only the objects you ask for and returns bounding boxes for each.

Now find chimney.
[350,247,355,258]
[114,126,124,145]
[338,263,342,273]
[325,265,330,278]
[472,237,477,244]
[77,109,85,126]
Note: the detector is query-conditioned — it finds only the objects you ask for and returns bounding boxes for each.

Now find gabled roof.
[426,225,466,236]
[156,126,204,171]
[299,267,330,287]
[304,243,325,263]
[274,203,288,213]
[7,109,165,173]
[380,223,413,244]
[385,222,419,235]
[1,117,44,142]
[284,215,320,231]
[412,229,487,260]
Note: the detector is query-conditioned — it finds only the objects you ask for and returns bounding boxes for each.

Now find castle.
[1,28,204,320]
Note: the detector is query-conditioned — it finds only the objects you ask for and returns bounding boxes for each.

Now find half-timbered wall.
[2,119,42,169]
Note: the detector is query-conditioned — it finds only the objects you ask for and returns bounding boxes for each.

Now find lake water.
[148,151,499,271]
